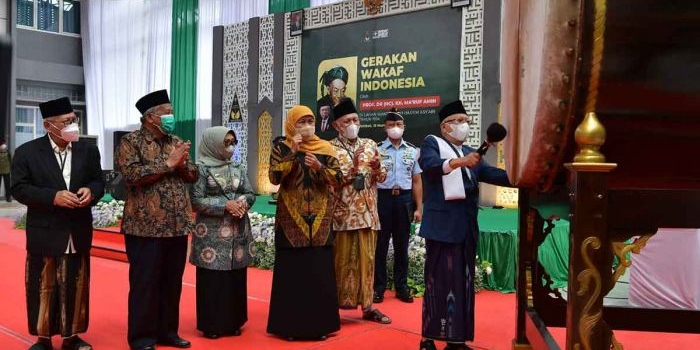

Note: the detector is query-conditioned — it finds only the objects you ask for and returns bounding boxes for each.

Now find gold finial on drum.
[574,112,606,163]
[565,112,617,172]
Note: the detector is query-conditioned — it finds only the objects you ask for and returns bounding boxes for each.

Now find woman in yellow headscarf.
[266,105,342,340]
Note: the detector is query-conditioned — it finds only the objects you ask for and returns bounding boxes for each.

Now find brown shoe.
[362,308,392,324]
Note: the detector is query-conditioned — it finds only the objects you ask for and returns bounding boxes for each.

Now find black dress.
[196,268,248,334]
[266,246,340,339]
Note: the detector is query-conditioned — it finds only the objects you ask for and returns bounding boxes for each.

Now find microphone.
[476,123,507,155]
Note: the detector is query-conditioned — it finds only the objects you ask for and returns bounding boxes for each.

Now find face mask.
[387,126,404,140]
[0,145,7,151]
[342,123,360,139]
[60,123,80,142]
[223,145,235,159]
[447,122,470,142]
[158,114,176,134]
[296,124,315,138]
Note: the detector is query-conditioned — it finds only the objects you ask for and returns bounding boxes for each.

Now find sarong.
[26,253,90,337]
[333,228,377,309]
[421,239,476,342]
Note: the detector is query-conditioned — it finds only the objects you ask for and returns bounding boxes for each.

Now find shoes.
[28,339,52,350]
[203,328,241,339]
[419,339,437,350]
[285,334,327,341]
[156,335,191,348]
[444,343,473,350]
[396,289,414,303]
[373,292,384,303]
[362,308,392,324]
[130,346,155,350]
[61,335,92,350]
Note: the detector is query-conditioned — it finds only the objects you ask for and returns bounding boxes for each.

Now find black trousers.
[125,235,187,348]
[374,190,412,294]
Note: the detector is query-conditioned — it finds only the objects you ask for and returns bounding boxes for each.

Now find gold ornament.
[363,0,383,15]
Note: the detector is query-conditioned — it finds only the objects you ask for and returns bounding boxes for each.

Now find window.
[62,1,80,34]
[17,0,34,27]
[16,0,80,35]
[15,107,41,148]
[15,106,84,148]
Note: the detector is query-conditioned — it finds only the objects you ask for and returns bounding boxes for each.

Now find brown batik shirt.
[115,126,198,238]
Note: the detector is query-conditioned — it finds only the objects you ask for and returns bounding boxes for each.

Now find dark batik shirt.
[115,126,198,238]
[269,142,341,248]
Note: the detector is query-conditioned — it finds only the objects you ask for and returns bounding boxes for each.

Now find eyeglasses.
[224,139,238,147]
[443,116,471,125]
[52,117,80,127]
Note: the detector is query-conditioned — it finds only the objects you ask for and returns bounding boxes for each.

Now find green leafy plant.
[91,199,125,228]
[14,211,27,229]
[249,212,276,269]
[386,224,426,297]
[474,256,493,293]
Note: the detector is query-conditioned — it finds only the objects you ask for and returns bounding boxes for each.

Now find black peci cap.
[39,97,73,119]
[438,100,467,122]
[332,98,358,121]
[135,89,171,115]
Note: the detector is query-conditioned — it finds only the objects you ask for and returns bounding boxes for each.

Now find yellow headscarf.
[283,105,337,158]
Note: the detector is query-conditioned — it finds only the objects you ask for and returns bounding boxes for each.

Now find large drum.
[501,0,700,191]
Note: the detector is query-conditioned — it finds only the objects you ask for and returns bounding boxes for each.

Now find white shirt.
[49,136,76,254]
[441,144,474,182]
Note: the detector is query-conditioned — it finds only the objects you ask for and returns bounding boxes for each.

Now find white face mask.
[60,123,80,142]
[223,145,235,159]
[387,126,404,140]
[447,122,470,142]
[296,124,315,138]
[0,144,7,151]
[342,123,360,139]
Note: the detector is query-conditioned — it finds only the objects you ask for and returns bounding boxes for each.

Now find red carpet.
[1,218,699,350]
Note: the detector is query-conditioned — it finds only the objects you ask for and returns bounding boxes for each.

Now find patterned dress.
[266,141,343,339]
[189,163,256,334]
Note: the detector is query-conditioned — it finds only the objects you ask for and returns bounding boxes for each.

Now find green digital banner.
[299,6,462,145]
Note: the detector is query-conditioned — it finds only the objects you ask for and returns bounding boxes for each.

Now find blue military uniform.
[374,137,421,299]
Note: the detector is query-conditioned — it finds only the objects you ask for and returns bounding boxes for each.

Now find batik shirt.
[330,135,387,231]
[115,127,198,238]
[189,163,256,270]
[269,141,342,248]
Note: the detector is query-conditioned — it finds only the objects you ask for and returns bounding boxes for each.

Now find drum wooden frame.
[502,0,700,349]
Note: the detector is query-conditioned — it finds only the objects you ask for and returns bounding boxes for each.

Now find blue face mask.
[158,114,176,134]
